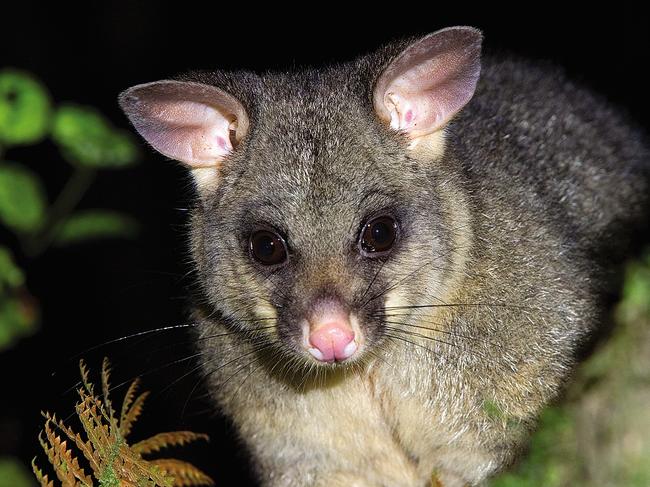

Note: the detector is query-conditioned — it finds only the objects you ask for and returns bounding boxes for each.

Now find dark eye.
[359,216,398,256]
[250,229,288,265]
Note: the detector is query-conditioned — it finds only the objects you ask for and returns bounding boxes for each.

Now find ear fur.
[374,26,482,148]
[119,80,249,188]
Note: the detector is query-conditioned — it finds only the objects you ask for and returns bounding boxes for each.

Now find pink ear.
[118,81,249,167]
[374,26,482,139]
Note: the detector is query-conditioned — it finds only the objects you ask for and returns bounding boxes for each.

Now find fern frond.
[38,431,63,484]
[132,431,210,455]
[101,357,117,425]
[119,390,149,438]
[119,377,141,438]
[39,428,76,486]
[77,396,114,465]
[149,458,215,486]
[35,358,213,487]
[44,420,93,486]
[32,457,55,487]
[118,455,175,487]
[43,412,100,473]
[78,360,93,396]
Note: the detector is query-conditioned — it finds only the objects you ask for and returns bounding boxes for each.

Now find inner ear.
[373,26,482,140]
[118,80,249,168]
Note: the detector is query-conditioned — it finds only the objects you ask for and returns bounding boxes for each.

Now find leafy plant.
[0,68,139,351]
[32,358,214,487]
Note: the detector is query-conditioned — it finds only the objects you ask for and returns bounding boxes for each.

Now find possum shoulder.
[449,54,649,247]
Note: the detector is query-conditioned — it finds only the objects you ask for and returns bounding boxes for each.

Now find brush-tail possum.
[119,26,649,486]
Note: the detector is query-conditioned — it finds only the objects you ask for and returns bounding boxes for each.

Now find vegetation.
[0,68,139,352]
[32,358,214,487]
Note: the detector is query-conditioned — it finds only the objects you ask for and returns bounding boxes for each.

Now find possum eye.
[359,216,398,256]
[250,229,288,265]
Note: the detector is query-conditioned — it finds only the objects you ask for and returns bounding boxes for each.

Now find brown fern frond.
[120,390,149,438]
[149,458,215,486]
[39,430,76,486]
[38,431,62,483]
[78,360,93,396]
[120,377,141,437]
[32,458,55,487]
[101,357,117,425]
[132,431,210,455]
[43,412,99,473]
[77,396,115,468]
[44,420,93,486]
[118,454,175,487]
[35,358,213,487]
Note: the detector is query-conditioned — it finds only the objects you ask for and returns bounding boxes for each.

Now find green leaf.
[0,294,38,352]
[51,104,138,168]
[621,255,650,313]
[0,69,51,147]
[0,163,47,233]
[0,246,24,292]
[54,210,138,245]
[0,457,36,487]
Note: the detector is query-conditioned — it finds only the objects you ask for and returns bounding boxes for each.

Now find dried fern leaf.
[96,436,131,485]
[44,412,100,473]
[132,432,210,455]
[35,358,213,487]
[120,390,149,438]
[101,357,117,425]
[150,458,215,486]
[117,455,175,487]
[43,420,93,486]
[78,360,93,396]
[38,430,76,486]
[101,440,173,487]
[119,377,141,438]
[32,457,55,487]
[77,397,115,469]
[38,431,63,483]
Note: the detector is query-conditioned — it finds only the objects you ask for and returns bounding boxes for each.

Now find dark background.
[2,4,649,486]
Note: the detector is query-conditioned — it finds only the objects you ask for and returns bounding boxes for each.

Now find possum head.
[119,26,481,368]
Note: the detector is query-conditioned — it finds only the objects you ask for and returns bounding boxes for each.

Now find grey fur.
[120,33,649,487]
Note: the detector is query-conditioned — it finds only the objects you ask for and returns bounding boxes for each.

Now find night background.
[2,4,650,486]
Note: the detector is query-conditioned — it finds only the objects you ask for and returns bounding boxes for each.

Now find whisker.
[382,320,487,343]
[382,302,530,311]
[359,258,389,303]
[382,332,439,358]
[383,325,469,354]
[64,323,198,364]
[143,324,277,357]
[184,342,276,405]
[361,259,433,308]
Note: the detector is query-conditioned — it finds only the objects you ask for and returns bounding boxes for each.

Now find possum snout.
[301,299,361,363]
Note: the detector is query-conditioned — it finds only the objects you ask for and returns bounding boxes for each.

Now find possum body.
[119,27,649,486]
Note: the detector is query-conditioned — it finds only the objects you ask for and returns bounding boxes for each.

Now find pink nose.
[308,322,356,363]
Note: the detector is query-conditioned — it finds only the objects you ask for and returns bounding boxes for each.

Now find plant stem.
[25,166,96,257]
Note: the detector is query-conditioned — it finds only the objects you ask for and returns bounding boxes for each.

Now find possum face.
[119,27,481,368]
